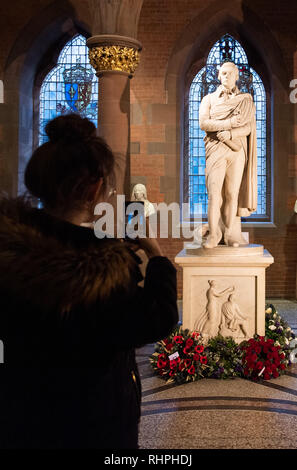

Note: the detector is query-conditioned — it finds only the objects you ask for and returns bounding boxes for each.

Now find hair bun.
[45,114,96,143]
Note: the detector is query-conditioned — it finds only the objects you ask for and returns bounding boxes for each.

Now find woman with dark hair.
[0,114,178,448]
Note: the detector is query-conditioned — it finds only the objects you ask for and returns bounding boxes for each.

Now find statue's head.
[132,183,147,201]
[218,62,239,90]
[228,294,234,301]
[208,280,216,287]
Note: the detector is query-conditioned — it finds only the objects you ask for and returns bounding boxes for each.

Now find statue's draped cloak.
[203,93,257,217]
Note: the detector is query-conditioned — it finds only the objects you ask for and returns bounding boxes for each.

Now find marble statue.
[220,294,249,338]
[199,61,257,249]
[194,280,234,337]
[131,183,156,217]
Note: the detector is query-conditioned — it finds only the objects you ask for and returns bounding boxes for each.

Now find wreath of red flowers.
[241,336,289,381]
[150,327,208,384]
[150,307,292,385]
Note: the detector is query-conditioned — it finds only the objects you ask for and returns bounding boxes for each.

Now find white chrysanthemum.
[265,307,272,314]
[274,341,280,346]
[269,325,276,330]
[273,313,277,318]
[285,337,289,345]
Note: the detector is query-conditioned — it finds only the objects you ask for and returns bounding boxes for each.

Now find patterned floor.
[137,299,297,449]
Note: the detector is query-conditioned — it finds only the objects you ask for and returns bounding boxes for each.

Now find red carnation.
[166,343,174,351]
[193,353,200,361]
[169,370,176,377]
[200,355,207,365]
[157,359,167,369]
[187,365,195,375]
[183,347,191,355]
[279,364,286,370]
[194,345,204,354]
[185,359,192,367]
[173,335,184,344]
[192,332,200,339]
[186,338,194,348]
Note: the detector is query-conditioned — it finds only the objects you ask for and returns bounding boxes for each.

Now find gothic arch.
[164,1,291,231]
[3,1,91,195]
[165,1,287,92]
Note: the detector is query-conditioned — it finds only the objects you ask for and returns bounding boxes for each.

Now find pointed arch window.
[39,34,98,145]
[185,34,270,221]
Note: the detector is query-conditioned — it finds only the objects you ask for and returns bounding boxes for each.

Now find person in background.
[0,114,178,449]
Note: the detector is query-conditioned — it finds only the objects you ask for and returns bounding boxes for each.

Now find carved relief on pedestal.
[194,280,250,341]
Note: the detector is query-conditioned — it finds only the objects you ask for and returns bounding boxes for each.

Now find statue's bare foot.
[228,239,239,248]
[203,236,217,249]
[224,230,240,248]
[203,229,222,249]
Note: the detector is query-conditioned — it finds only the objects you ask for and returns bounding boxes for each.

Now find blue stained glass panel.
[39,35,98,145]
[187,34,268,218]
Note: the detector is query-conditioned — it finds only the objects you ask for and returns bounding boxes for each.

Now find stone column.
[87,0,143,197]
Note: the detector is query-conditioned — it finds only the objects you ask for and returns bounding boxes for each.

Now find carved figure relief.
[194,280,250,340]
[220,294,249,338]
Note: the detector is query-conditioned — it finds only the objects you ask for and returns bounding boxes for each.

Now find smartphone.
[124,201,145,240]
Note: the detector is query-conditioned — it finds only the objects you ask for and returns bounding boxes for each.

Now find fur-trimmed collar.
[0,197,141,315]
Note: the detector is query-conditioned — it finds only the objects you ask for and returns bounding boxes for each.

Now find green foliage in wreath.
[265,304,295,360]
[204,335,244,379]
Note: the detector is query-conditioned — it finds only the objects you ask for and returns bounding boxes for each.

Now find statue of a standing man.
[199,62,257,248]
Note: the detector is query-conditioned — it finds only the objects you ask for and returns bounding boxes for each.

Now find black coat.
[0,197,178,449]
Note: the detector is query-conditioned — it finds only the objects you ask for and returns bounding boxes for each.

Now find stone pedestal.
[175,245,274,343]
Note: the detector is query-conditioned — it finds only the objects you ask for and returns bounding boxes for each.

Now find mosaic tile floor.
[137,299,297,449]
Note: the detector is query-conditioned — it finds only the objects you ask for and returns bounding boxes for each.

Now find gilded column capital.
[87,35,142,78]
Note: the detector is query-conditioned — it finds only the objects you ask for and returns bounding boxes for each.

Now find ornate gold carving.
[88,45,140,76]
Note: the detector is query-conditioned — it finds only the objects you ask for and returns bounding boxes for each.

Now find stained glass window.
[39,35,98,145]
[187,34,268,219]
